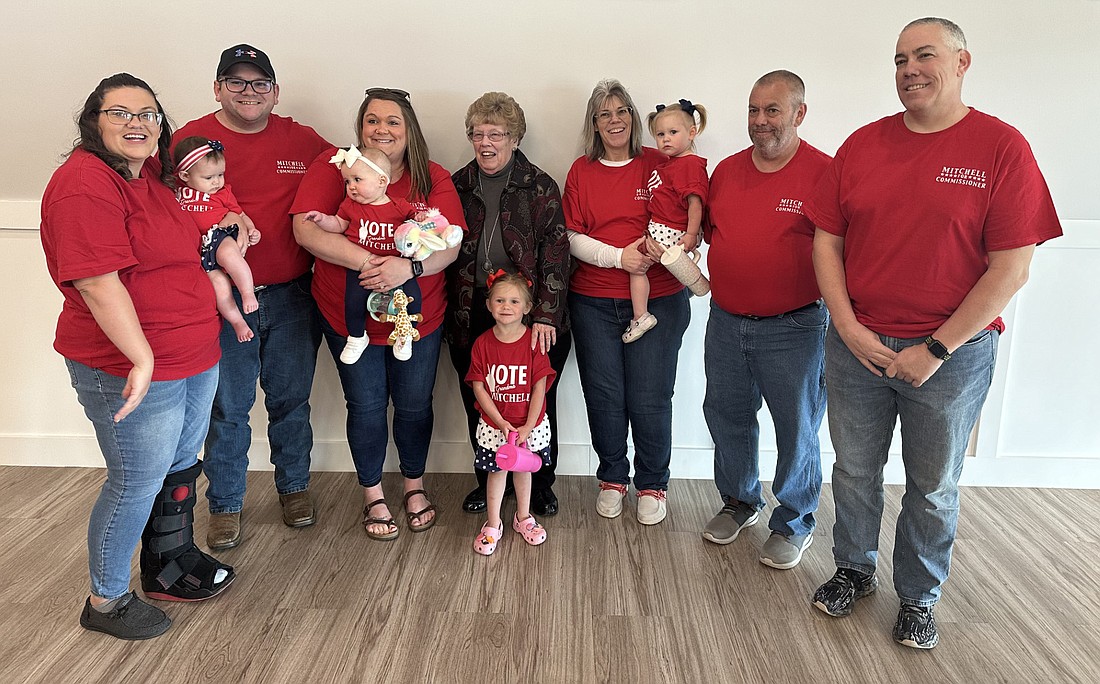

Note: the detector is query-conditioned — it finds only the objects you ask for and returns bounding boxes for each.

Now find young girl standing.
[174,137,261,343]
[466,271,555,555]
[624,100,709,343]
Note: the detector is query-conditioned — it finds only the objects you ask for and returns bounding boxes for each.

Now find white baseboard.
[6,435,1100,489]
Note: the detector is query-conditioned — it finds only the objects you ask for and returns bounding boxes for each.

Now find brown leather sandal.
[362,499,399,541]
[403,489,438,532]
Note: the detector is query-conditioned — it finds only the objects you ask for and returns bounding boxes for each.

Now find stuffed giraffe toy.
[378,288,422,361]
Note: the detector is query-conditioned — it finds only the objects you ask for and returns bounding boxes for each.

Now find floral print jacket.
[446,150,571,348]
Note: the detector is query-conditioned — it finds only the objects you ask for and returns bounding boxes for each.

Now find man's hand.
[838,322,897,376]
[885,344,943,387]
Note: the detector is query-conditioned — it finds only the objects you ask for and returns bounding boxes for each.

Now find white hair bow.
[329,146,386,177]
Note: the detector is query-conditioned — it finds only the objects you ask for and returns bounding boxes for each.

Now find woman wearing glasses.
[446,92,572,518]
[40,74,234,640]
[563,79,691,525]
[292,88,463,540]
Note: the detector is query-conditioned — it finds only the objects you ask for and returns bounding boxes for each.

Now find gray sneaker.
[759,531,813,569]
[702,501,759,545]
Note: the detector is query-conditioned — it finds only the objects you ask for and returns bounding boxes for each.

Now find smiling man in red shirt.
[805,18,1061,650]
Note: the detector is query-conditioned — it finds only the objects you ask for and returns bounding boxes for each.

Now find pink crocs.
[512,514,547,546]
[474,521,503,556]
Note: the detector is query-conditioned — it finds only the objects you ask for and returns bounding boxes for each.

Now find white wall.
[3,1,1098,487]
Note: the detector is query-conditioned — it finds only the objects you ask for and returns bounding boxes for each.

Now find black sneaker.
[893,604,939,649]
[812,568,879,617]
[79,591,171,640]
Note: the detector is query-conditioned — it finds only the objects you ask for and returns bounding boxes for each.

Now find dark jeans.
[568,289,690,491]
[448,288,572,492]
[321,313,441,487]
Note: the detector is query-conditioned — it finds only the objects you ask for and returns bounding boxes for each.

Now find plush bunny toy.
[393,209,462,262]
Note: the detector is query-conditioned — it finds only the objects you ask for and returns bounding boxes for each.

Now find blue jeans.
[320,314,441,487]
[703,301,827,537]
[66,360,218,600]
[568,289,690,491]
[825,324,998,606]
[204,273,322,514]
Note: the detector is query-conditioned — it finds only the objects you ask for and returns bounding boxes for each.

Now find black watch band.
[409,259,423,279]
[924,336,952,361]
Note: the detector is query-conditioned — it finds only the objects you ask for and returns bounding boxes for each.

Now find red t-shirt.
[465,327,556,429]
[337,197,416,252]
[176,183,243,232]
[290,148,465,341]
[563,148,681,299]
[706,140,831,316]
[173,113,330,285]
[805,110,1062,338]
[647,154,709,231]
[40,150,221,379]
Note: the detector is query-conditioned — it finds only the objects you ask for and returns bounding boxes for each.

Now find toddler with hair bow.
[173,137,261,343]
[624,99,711,343]
[465,270,555,556]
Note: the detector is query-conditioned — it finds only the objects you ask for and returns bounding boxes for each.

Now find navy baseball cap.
[216,44,276,82]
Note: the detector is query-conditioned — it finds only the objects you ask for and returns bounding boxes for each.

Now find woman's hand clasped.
[359,254,411,293]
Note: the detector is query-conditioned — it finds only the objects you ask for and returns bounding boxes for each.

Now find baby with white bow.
[304,146,433,363]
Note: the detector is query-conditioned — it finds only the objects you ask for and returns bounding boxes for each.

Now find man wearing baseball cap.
[174,44,331,550]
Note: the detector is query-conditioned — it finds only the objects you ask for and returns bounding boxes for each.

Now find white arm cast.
[567,230,623,269]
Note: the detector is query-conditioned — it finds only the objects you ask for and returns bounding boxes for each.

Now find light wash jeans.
[825,324,997,606]
[66,360,218,600]
[568,289,690,491]
[203,273,322,514]
[703,300,827,537]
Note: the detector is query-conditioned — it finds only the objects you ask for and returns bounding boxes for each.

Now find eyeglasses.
[98,109,163,126]
[218,77,275,94]
[468,131,510,143]
[594,106,632,123]
[365,87,411,102]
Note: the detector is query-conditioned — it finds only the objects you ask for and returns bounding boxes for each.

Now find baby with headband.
[173,137,261,343]
[302,146,423,363]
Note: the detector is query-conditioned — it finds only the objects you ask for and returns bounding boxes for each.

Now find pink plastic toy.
[496,432,542,472]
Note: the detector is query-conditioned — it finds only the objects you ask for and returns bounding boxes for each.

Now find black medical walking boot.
[140,461,235,602]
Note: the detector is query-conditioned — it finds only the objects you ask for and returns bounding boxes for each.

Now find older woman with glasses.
[40,73,234,640]
[292,88,463,541]
[446,92,571,517]
[563,79,691,525]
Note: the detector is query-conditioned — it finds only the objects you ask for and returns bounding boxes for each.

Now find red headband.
[177,140,225,175]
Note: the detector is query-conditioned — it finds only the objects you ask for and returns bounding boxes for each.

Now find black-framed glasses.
[365,87,411,102]
[594,106,632,123]
[218,77,275,94]
[98,109,163,126]
[468,130,510,143]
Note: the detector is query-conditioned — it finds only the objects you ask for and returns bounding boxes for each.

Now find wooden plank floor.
[1,466,1098,683]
